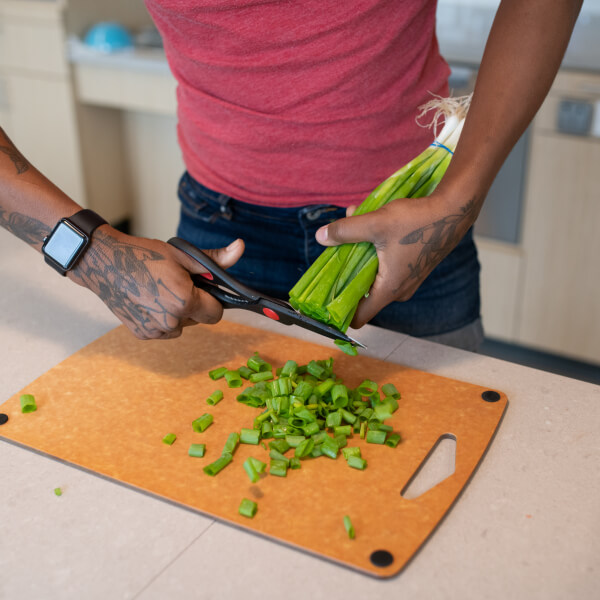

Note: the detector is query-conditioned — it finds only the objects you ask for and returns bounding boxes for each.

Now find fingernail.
[316,226,328,243]
[226,239,240,251]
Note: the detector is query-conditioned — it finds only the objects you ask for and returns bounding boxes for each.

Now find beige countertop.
[0,227,598,600]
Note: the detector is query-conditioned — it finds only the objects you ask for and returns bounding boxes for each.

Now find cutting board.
[0,321,507,577]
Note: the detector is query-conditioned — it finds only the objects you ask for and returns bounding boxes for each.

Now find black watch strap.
[68,209,108,236]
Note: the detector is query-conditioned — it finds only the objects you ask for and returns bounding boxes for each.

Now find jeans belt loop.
[216,194,233,221]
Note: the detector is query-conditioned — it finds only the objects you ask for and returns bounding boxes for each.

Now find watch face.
[43,221,87,268]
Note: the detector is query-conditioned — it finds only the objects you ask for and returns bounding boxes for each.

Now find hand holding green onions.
[289,95,473,331]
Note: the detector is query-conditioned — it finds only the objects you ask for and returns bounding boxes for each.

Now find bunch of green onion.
[289,94,471,332]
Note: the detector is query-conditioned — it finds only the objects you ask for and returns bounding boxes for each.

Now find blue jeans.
[177,172,482,342]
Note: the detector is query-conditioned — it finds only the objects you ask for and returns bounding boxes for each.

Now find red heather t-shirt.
[145,0,450,208]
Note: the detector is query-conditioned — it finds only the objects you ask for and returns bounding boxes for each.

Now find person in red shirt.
[0,1,583,349]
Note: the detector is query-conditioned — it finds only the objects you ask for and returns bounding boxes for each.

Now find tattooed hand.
[315,193,480,328]
[69,228,245,340]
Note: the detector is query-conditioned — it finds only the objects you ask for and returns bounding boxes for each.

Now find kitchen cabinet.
[0,0,85,205]
[515,71,600,363]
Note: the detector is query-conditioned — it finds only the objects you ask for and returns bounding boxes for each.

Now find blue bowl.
[84,22,133,53]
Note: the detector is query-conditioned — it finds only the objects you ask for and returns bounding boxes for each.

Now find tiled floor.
[479,338,600,385]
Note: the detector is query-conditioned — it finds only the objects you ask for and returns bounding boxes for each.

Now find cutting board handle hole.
[370,549,394,568]
[401,434,457,500]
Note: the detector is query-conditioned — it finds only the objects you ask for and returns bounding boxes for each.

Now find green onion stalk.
[289,94,471,332]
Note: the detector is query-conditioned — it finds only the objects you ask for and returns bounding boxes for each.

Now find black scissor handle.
[168,237,260,301]
[167,237,364,347]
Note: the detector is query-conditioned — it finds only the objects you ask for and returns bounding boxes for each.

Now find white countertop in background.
[0,228,598,599]
[68,1,600,75]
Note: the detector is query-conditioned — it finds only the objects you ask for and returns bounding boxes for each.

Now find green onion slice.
[207,390,224,405]
[162,433,177,445]
[334,339,359,356]
[20,394,37,413]
[239,498,258,518]
[192,413,213,433]
[203,453,233,476]
[188,443,206,458]
[208,366,228,380]
[343,515,355,539]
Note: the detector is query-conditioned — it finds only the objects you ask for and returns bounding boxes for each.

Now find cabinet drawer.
[0,10,67,75]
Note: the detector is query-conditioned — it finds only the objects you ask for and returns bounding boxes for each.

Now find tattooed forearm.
[399,199,479,282]
[0,208,50,245]
[0,145,29,175]
[72,230,186,338]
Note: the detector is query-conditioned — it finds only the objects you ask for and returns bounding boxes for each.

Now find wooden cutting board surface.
[0,321,507,577]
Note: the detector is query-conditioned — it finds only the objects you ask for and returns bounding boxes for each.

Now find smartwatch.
[42,209,108,276]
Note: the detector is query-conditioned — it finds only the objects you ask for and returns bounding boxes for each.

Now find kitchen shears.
[168,237,365,349]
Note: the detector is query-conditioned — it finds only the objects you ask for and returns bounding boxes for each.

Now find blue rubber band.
[430,141,454,154]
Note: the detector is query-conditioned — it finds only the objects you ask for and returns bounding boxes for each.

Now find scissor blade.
[256,296,366,348]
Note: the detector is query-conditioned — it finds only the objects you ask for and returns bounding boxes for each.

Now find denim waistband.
[179,171,346,228]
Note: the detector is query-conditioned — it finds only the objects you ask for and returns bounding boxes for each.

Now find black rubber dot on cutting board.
[370,550,394,568]
[0,413,8,425]
[481,390,501,402]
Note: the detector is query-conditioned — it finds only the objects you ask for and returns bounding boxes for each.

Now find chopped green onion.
[373,403,393,421]
[269,449,290,466]
[343,515,355,539]
[326,410,342,429]
[208,366,228,380]
[243,457,260,483]
[381,383,400,399]
[320,436,339,459]
[222,432,240,455]
[359,421,367,439]
[334,339,359,356]
[248,353,272,373]
[224,370,243,388]
[207,390,224,405]
[20,394,37,413]
[203,452,233,476]
[280,360,298,377]
[334,434,347,449]
[188,443,206,458]
[249,457,267,473]
[269,459,288,477]
[306,360,327,380]
[334,425,352,437]
[238,365,253,379]
[268,439,290,454]
[357,380,378,396]
[285,435,306,448]
[239,498,258,518]
[347,456,367,470]
[249,371,274,383]
[54,487,62,496]
[289,457,302,470]
[240,428,260,445]
[340,408,357,425]
[192,413,213,433]
[162,433,177,445]
[385,433,402,448]
[261,422,273,438]
[294,437,315,459]
[342,447,362,460]
[366,429,387,444]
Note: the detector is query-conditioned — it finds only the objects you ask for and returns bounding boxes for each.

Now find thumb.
[174,238,245,275]
[201,238,245,270]
[315,212,380,247]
